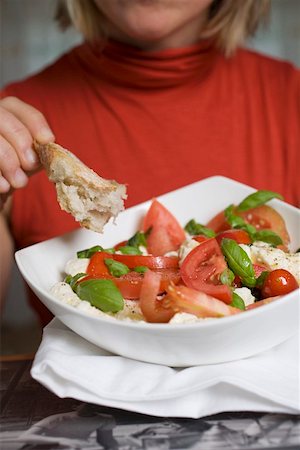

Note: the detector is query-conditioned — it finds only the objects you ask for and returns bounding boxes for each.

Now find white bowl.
[15,176,300,367]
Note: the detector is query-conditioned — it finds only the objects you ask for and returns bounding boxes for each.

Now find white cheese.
[234,287,255,306]
[65,258,89,276]
[178,238,200,266]
[169,312,201,324]
[250,242,300,284]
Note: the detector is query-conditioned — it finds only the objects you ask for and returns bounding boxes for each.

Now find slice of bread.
[33,141,127,233]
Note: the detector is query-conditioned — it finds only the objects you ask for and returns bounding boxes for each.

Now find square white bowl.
[15,176,300,366]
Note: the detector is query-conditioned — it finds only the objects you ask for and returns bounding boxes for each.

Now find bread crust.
[33,141,127,233]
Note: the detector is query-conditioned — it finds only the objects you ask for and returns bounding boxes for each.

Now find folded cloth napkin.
[31,318,300,419]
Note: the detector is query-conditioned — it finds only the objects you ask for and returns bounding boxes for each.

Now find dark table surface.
[0,355,299,450]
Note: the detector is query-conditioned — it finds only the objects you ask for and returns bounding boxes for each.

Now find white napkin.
[31,318,300,419]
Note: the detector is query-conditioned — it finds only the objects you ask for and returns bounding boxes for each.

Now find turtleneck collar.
[73,38,219,89]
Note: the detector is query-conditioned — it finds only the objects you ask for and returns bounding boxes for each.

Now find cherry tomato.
[180,238,232,304]
[139,270,175,323]
[261,269,298,298]
[82,269,181,300]
[216,229,251,245]
[142,199,186,255]
[113,254,179,269]
[163,284,241,318]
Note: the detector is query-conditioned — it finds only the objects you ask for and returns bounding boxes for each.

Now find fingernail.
[37,128,55,142]
[0,176,10,192]
[25,148,39,165]
[13,168,28,188]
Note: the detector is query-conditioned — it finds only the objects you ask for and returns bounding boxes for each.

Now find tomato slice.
[193,235,210,244]
[87,251,111,276]
[82,269,181,300]
[163,284,241,318]
[216,229,251,245]
[206,205,290,248]
[240,205,290,248]
[142,199,186,255]
[139,271,175,323]
[113,254,179,269]
[180,238,232,304]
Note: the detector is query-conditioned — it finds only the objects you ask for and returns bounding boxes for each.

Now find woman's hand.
[0,96,55,209]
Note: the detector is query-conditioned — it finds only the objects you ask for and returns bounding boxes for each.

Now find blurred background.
[0,0,299,355]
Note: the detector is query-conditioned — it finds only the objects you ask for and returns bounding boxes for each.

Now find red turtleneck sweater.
[1,40,299,323]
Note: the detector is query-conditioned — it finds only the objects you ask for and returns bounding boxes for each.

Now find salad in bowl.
[51,189,299,325]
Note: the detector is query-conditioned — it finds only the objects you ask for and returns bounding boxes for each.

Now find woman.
[0,0,299,323]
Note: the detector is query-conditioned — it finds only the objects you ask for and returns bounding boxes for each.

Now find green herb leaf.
[184,219,216,237]
[75,279,124,312]
[104,258,130,277]
[221,238,256,288]
[133,266,148,274]
[255,270,270,288]
[64,273,87,289]
[118,245,142,255]
[220,268,235,286]
[127,231,148,248]
[230,292,246,310]
[77,245,103,259]
[224,205,256,238]
[237,190,283,212]
[253,230,283,246]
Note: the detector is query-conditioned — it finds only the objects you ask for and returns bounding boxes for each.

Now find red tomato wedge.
[87,251,111,276]
[180,238,232,304]
[142,199,186,255]
[82,269,181,300]
[206,205,290,248]
[87,252,179,276]
[113,254,179,269]
[163,284,241,318]
[193,235,210,244]
[216,229,251,245]
[246,296,281,310]
[139,270,175,323]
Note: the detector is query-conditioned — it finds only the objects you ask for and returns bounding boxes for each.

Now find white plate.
[15,176,300,366]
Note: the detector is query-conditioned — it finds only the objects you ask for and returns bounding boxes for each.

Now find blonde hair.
[55,0,270,56]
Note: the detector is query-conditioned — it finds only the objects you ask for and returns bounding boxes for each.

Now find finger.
[1,96,55,143]
[0,173,10,193]
[0,136,28,189]
[0,105,40,172]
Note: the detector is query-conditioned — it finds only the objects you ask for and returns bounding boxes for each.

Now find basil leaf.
[77,245,103,259]
[133,266,148,274]
[221,238,256,287]
[224,205,246,229]
[75,279,124,312]
[224,205,256,238]
[127,231,147,248]
[184,219,215,238]
[118,245,142,255]
[104,258,130,277]
[220,268,235,286]
[237,190,283,212]
[253,230,283,246]
[255,270,270,288]
[230,292,246,310]
[64,273,87,289]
